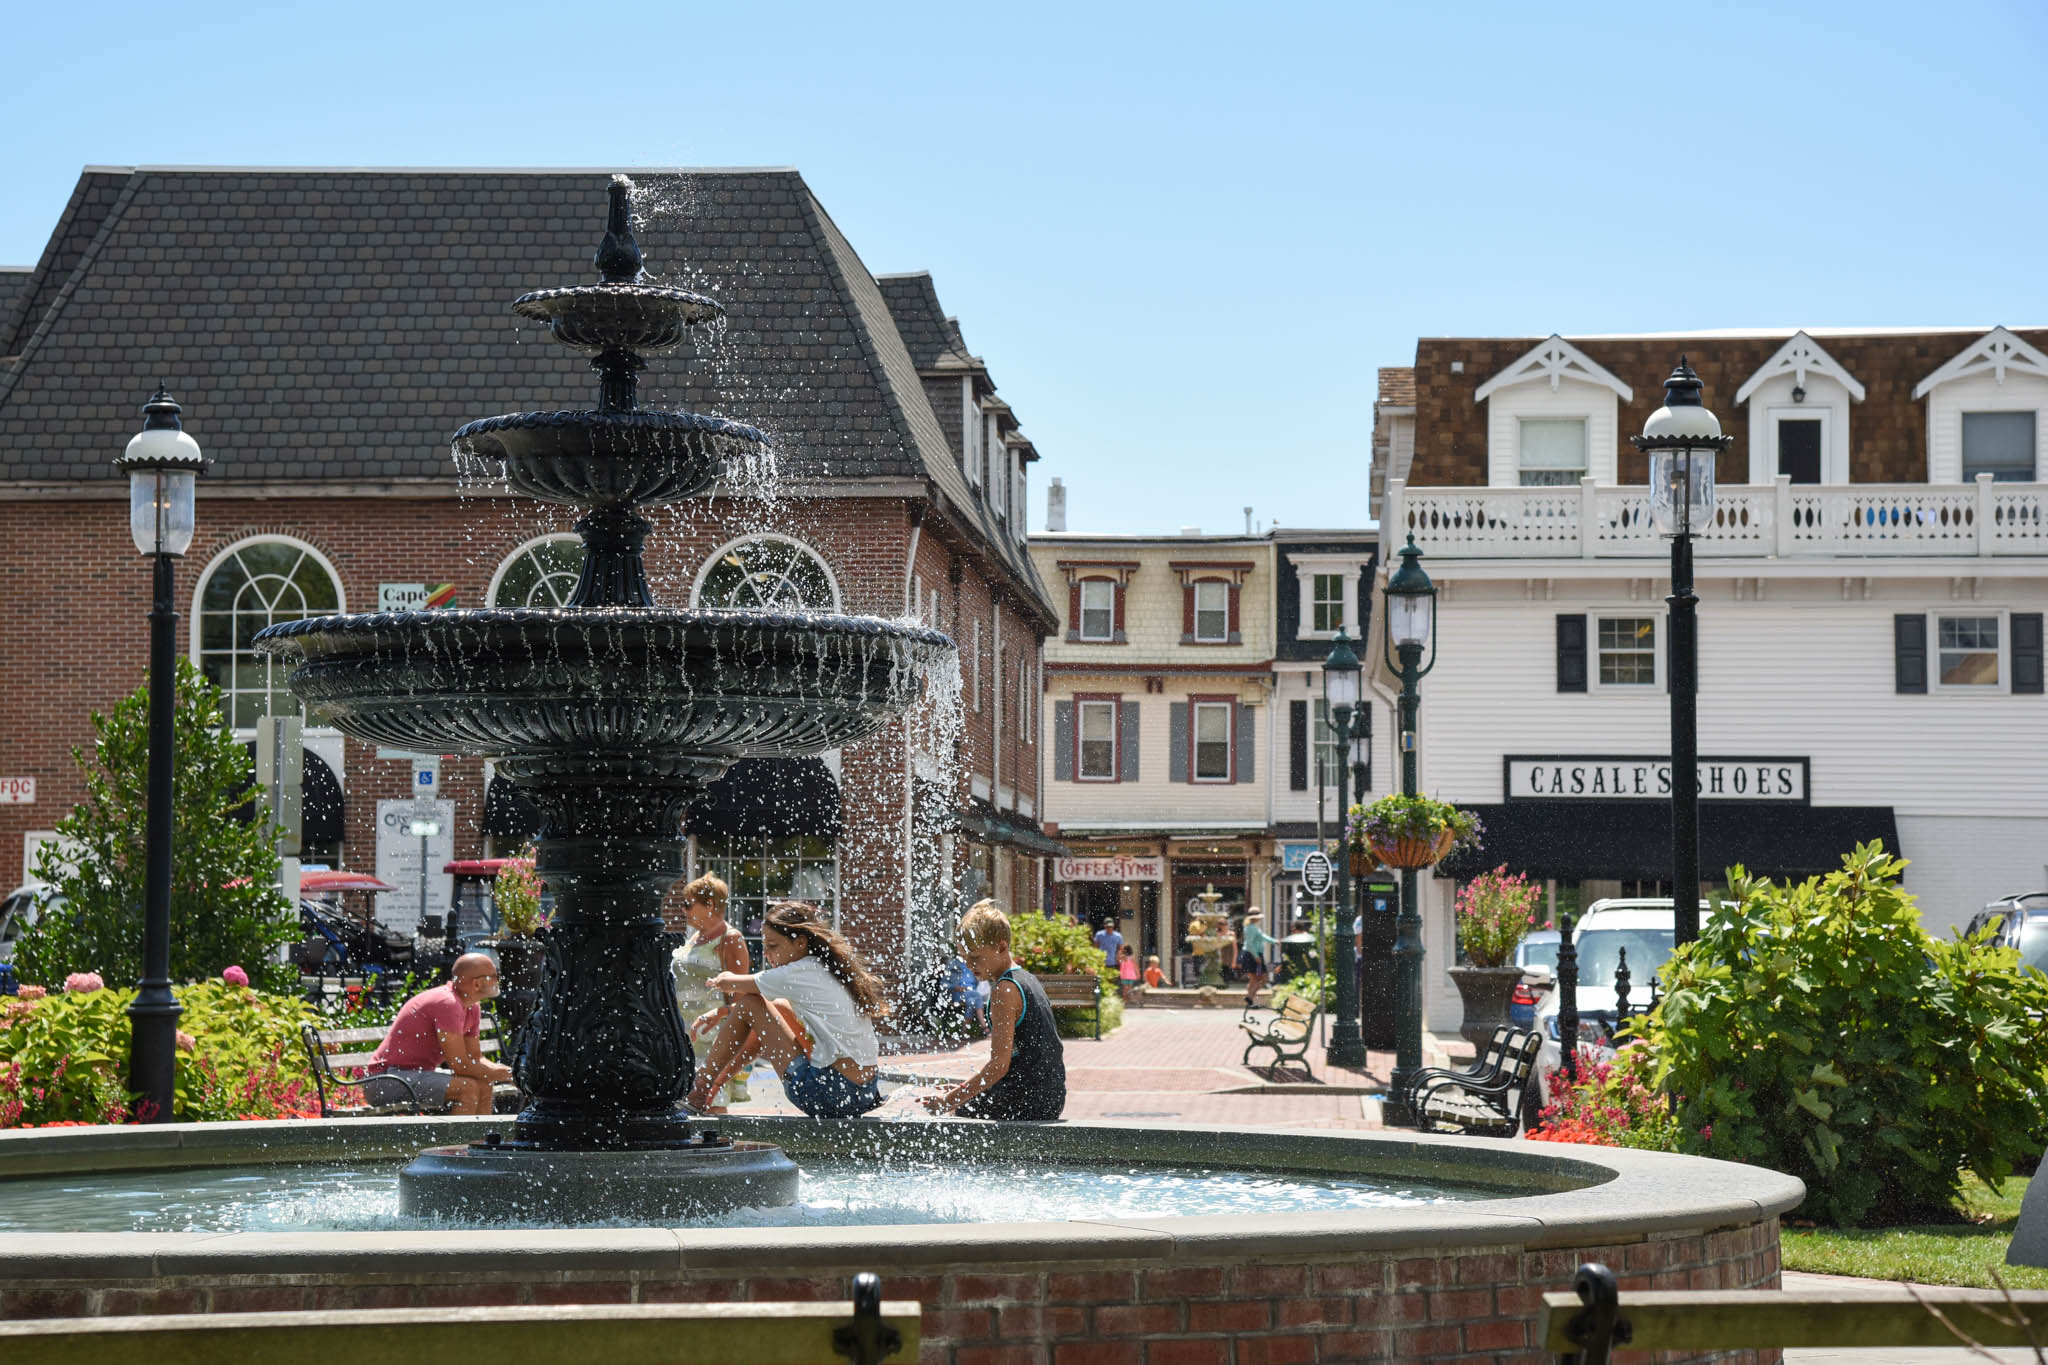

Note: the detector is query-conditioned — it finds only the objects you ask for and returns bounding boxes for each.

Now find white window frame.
[191,534,347,735]
[1311,698,1341,790]
[1077,699,1119,781]
[690,533,842,612]
[1311,573,1345,634]
[1192,580,1230,643]
[1014,464,1028,541]
[1517,416,1588,487]
[1960,410,2041,483]
[1931,609,2009,694]
[1078,579,1116,642]
[989,437,1008,518]
[1592,614,1661,691]
[488,532,584,607]
[1192,700,1234,783]
[962,382,981,488]
[1764,406,1838,485]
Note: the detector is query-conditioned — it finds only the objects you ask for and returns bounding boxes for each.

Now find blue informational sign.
[1279,841,1329,873]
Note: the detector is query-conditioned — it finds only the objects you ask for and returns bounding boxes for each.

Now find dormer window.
[1312,573,1345,632]
[989,445,1008,518]
[1079,580,1115,640]
[1171,560,1250,646]
[1192,581,1229,642]
[1518,418,1587,487]
[1736,332,1864,485]
[1962,411,2038,482]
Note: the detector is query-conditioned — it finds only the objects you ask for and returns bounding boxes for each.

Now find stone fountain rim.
[0,1114,1804,1277]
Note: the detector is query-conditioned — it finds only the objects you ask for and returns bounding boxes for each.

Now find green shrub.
[1650,841,2048,1225]
[1271,971,1331,1010]
[16,659,297,991]
[1008,910,1122,1037]
[0,981,320,1127]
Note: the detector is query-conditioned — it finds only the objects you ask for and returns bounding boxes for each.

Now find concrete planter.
[1449,964,1526,1047]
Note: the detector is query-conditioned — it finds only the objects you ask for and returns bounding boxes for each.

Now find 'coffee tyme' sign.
[1506,756,1808,802]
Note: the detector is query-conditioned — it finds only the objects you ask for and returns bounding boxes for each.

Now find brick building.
[1373,327,2047,1030]
[0,165,1058,968]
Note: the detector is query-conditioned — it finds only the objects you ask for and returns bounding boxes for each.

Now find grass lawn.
[1782,1174,2048,1288]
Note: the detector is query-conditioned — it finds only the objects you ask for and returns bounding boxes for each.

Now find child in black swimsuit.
[920,901,1067,1121]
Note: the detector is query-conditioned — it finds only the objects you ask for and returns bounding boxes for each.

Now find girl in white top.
[686,901,890,1119]
[670,873,752,1112]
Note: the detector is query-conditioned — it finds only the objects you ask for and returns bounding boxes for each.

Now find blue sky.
[5,1,2043,535]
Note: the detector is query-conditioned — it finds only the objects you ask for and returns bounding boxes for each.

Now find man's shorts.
[362,1069,453,1109]
[783,1056,882,1118]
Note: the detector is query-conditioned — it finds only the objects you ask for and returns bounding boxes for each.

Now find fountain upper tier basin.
[514,281,725,350]
[452,409,766,508]
[255,607,953,762]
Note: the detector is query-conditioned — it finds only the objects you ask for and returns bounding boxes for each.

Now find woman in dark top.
[921,902,1067,1121]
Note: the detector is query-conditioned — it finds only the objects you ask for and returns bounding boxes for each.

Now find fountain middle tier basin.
[452,408,766,507]
[255,607,953,760]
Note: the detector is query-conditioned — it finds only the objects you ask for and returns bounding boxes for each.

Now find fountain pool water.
[0,1156,1489,1234]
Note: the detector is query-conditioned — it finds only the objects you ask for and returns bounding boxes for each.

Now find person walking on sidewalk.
[1238,907,1275,1006]
[922,901,1066,1121]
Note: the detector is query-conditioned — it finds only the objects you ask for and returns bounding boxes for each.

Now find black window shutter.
[1168,704,1189,784]
[1288,700,1308,791]
[1557,615,1587,693]
[1359,703,1374,791]
[1119,702,1141,782]
[1894,615,1928,695]
[2014,613,2044,695]
[1052,701,1075,781]
[1235,705,1255,784]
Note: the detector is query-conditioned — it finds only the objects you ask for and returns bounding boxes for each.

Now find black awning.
[685,757,842,843]
[235,743,343,849]
[1439,801,1900,883]
[959,799,1068,858]
[483,775,543,843]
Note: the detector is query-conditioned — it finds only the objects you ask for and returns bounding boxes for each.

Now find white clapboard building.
[1373,327,2048,1031]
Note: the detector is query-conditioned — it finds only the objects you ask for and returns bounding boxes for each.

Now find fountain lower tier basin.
[254,607,953,760]
[398,1139,798,1223]
[452,408,765,507]
[0,1118,1802,1362]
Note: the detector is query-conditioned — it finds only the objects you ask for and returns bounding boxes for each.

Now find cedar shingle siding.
[1408,331,2048,487]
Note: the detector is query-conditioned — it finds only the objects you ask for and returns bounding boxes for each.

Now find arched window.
[195,538,343,729]
[693,536,839,612]
[490,534,584,608]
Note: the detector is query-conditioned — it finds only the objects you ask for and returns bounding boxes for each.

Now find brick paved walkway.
[728,1006,1467,1129]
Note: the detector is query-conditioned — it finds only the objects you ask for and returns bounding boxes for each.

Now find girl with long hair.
[686,901,890,1119]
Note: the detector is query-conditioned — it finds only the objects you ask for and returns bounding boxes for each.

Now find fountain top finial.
[594,177,644,284]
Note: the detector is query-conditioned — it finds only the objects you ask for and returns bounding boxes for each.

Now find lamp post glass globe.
[117,393,205,557]
[1321,627,1362,710]
[1384,537,1435,649]
[1639,359,1724,538]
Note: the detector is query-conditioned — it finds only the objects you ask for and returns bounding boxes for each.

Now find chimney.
[1046,477,1067,532]
[1244,507,1253,535]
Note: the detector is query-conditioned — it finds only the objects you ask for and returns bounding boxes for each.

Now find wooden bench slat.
[0,1301,921,1365]
[1541,1288,2048,1352]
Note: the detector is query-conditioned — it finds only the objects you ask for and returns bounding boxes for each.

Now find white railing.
[1387,475,2048,560]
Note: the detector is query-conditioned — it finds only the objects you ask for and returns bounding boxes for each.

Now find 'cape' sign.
[1505,755,1808,802]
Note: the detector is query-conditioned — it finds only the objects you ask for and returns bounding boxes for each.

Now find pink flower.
[16,984,46,1001]
[1699,1124,1714,1141]
[175,1030,197,1052]
[63,972,104,994]
[222,965,250,987]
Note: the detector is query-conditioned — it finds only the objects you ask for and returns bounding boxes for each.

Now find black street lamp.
[1380,535,1437,1126]
[1320,627,1367,1070]
[1630,359,1730,947]
[115,389,208,1122]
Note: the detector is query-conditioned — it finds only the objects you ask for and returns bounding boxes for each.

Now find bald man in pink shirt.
[364,953,513,1114]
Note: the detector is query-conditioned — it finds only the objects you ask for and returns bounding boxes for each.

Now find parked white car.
[1531,898,1717,1109]
[0,883,55,966]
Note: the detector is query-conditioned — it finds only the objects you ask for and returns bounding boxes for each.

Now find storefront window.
[197,538,342,730]
[694,834,838,958]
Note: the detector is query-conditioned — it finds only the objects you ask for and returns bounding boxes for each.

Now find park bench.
[1238,992,1319,1076]
[1400,1025,1542,1136]
[1037,971,1103,1038]
[1545,1260,2048,1361]
[299,1013,519,1117]
[0,1273,916,1365]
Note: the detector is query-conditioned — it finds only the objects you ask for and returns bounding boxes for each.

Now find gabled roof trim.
[1473,335,1633,403]
[1912,326,2048,399]
[1734,331,1867,404]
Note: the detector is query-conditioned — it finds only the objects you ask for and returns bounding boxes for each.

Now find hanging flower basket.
[1348,847,1378,877]
[1369,827,1458,868]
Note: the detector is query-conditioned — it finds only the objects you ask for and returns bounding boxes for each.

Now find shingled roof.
[0,165,1053,619]
[0,268,30,359]
[876,272,978,372]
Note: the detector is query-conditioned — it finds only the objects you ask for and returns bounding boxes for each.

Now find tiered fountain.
[254,178,953,1222]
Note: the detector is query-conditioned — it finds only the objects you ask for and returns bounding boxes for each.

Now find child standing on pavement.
[921,901,1067,1121]
[1117,943,1139,1003]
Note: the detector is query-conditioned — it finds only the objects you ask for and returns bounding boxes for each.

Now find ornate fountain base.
[399,1132,800,1223]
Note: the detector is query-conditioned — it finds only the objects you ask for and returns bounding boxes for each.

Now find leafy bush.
[1651,842,2048,1225]
[1008,910,1122,1037]
[1455,866,1543,967]
[1526,1041,1682,1151]
[1271,970,1332,1010]
[16,660,297,991]
[0,980,320,1126]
